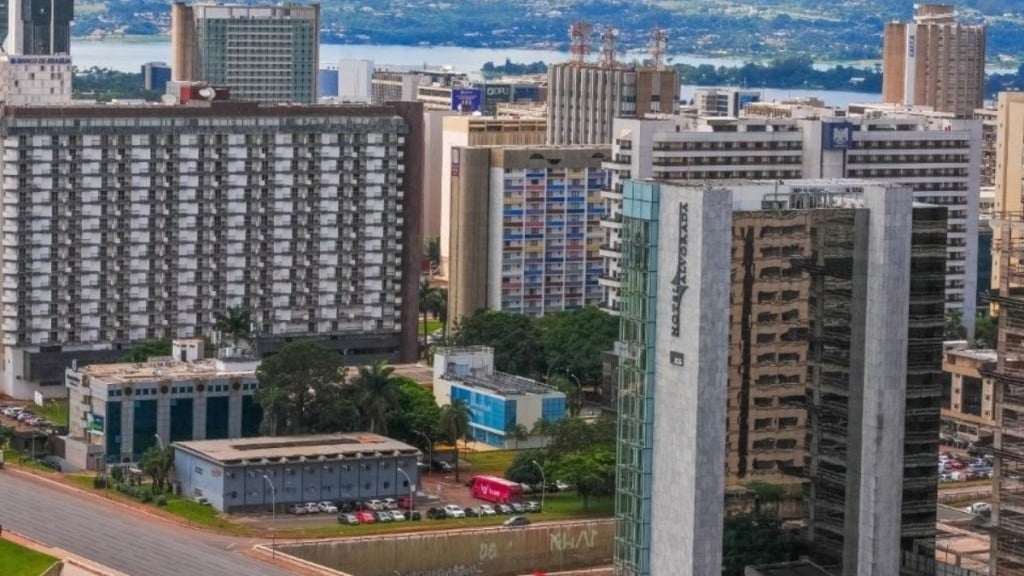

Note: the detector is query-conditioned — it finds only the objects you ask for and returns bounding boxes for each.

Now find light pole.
[154,434,164,449]
[414,430,432,469]
[531,460,546,513]
[396,467,414,512]
[263,474,276,559]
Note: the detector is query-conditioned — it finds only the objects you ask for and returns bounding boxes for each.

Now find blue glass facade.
[206,397,230,440]
[106,401,122,462]
[169,398,194,442]
[133,399,159,457]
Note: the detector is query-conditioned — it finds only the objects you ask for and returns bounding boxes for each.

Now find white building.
[600,107,981,333]
[0,99,424,399]
[0,0,73,105]
[432,347,566,448]
[338,58,373,104]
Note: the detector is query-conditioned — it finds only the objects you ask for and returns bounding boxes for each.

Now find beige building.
[941,345,997,445]
[546,62,677,145]
[437,116,547,276]
[881,4,986,117]
[993,93,1024,292]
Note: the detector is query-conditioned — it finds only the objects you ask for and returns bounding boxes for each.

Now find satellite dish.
[198,87,217,100]
[160,94,179,105]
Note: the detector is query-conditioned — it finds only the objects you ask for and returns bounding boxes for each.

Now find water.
[70,38,751,74]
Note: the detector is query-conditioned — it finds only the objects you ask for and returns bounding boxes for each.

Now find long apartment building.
[612,179,945,576]
[447,146,608,322]
[601,109,981,333]
[0,99,424,400]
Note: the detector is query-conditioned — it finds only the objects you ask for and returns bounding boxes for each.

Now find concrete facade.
[173,433,420,512]
[170,2,319,104]
[941,345,997,445]
[992,92,1024,294]
[337,58,373,104]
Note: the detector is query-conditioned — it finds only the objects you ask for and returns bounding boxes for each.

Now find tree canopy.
[255,340,348,435]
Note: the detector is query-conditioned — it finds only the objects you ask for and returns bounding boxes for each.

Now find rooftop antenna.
[650,28,668,70]
[600,26,619,68]
[569,21,593,66]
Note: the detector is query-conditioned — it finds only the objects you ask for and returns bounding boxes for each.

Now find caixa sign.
[670,202,689,338]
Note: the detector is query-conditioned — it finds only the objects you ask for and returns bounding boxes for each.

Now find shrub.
[155,495,167,507]
[141,492,153,503]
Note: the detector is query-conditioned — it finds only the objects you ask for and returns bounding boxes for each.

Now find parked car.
[443,504,465,518]
[389,510,407,521]
[382,498,398,510]
[495,504,514,514]
[431,459,453,472]
[426,507,447,520]
[338,513,360,525]
[375,511,393,523]
[355,511,376,524]
[523,501,542,513]
[303,502,319,514]
[965,502,992,516]
[318,501,338,513]
[477,504,497,516]
[404,510,422,521]
[503,515,531,527]
[287,504,308,515]
[367,499,385,511]
[509,502,525,514]
[396,496,414,510]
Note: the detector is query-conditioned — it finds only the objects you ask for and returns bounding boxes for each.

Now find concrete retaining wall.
[279,520,614,576]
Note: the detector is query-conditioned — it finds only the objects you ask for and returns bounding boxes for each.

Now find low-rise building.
[173,433,420,512]
[432,347,565,447]
[942,344,997,446]
[64,339,262,470]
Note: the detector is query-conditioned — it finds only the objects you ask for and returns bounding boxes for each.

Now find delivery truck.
[470,475,522,504]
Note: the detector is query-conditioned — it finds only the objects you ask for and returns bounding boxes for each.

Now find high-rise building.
[170,2,319,104]
[338,58,373,104]
[992,92,1024,295]
[142,62,172,92]
[881,3,986,117]
[447,146,608,322]
[0,0,72,105]
[546,63,677,146]
[601,108,981,336]
[612,179,945,576]
[371,68,467,105]
[0,99,425,400]
[437,115,547,276]
[691,87,762,117]
[318,67,339,98]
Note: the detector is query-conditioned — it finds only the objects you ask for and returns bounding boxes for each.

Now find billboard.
[451,87,482,112]
[484,83,512,101]
[822,121,858,150]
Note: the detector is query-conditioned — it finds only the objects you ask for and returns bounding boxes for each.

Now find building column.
[228,393,242,438]
[193,393,207,441]
[157,394,171,448]
[121,398,135,461]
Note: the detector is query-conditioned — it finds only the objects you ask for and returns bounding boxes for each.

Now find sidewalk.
[2,529,129,576]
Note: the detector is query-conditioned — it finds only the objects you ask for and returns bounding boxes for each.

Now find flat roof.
[748,561,834,576]
[74,358,257,384]
[947,348,998,362]
[460,371,557,396]
[174,433,419,464]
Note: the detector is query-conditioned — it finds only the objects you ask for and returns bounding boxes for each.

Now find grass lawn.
[2,448,57,474]
[162,496,251,535]
[32,399,68,427]
[0,538,59,576]
[464,450,517,474]
[538,492,614,519]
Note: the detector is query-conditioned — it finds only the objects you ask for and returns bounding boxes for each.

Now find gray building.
[170,2,319,103]
[173,433,421,512]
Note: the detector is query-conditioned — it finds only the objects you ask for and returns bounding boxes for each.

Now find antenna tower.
[600,26,619,68]
[569,21,592,66]
[650,28,668,70]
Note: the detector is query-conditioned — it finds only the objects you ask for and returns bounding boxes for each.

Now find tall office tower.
[881,3,986,117]
[170,2,319,104]
[142,62,172,92]
[338,59,373,104]
[601,108,981,334]
[992,93,1024,294]
[612,179,944,576]
[447,146,608,322]
[0,0,72,104]
[546,63,677,146]
[437,115,547,276]
[614,180,731,576]
[0,99,425,400]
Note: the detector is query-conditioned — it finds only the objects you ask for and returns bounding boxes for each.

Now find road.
[0,469,293,576]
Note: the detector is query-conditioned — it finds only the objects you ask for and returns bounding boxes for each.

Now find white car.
[304,502,320,514]
[318,501,338,513]
[477,504,497,516]
[966,502,992,515]
[443,504,466,518]
[383,498,398,510]
[389,510,406,521]
[367,499,385,511]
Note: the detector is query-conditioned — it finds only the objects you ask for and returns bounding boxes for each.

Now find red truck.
[470,475,523,504]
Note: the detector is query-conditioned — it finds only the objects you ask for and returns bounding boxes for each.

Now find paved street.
[0,469,293,576]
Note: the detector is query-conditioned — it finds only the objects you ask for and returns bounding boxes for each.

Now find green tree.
[439,399,471,482]
[551,446,616,511]
[420,279,442,352]
[452,309,542,377]
[945,309,967,340]
[509,423,530,450]
[352,361,403,435]
[255,340,346,435]
[120,339,172,362]
[504,449,546,485]
[549,374,583,418]
[976,313,998,349]
[215,306,254,350]
[546,416,615,458]
[425,237,441,274]
[537,307,618,386]
[139,444,174,494]
[386,378,443,448]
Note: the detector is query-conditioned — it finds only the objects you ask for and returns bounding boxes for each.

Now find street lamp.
[396,466,414,513]
[414,430,432,469]
[154,434,164,449]
[263,474,276,559]
[531,460,546,513]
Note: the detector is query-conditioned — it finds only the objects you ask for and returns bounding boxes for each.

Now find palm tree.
[432,288,449,341]
[419,279,441,352]
[439,399,471,482]
[510,423,529,450]
[215,306,254,350]
[352,361,402,435]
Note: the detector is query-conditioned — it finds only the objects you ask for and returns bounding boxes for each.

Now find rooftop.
[174,433,419,464]
[74,357,257,384]
[946,347,998,362]
[460,371,558,396]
